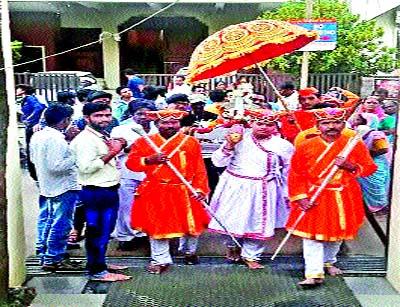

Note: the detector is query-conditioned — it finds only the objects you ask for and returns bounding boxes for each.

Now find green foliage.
[259,0,399,75]
[11,40,23,63]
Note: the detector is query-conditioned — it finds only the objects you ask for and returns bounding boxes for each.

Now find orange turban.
[145,110,188,121]
[313,108,346,121]
[298,87,319,97]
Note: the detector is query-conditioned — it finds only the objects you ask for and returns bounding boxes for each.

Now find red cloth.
[286,134,377,241]
[126,133,210,239]
[280,110,316,143]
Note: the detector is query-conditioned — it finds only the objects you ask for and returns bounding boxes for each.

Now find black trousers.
[25,127,37,181]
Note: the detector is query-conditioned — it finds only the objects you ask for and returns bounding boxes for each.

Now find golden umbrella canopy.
[186,19,318,83]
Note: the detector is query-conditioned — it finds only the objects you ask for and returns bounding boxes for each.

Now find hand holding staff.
[131,126,242,249]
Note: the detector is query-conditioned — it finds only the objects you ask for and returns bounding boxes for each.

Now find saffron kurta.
[126,133,210,239]
[286,134,377,241]
[209,133,294,239]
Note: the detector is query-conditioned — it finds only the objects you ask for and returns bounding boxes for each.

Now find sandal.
[226,247,242,264]
[325,265,343,276]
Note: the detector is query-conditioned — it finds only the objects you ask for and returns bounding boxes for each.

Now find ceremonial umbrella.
[186,19,318,110]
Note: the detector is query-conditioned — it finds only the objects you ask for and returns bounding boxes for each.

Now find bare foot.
[243,259,264,270]
[325,265,343,276]
[297,278,324,288]
[90,272,132,282]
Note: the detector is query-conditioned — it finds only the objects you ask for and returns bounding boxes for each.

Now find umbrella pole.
[256,64,302,131]
[256,64,289,111]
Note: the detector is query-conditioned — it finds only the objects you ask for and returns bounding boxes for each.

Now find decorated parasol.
[186,19,318,112]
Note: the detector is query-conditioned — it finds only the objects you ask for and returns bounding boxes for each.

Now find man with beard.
[110,99,157,250]
[70,103,131,282]
[126,110,210,274]
[209,110,294,269]
[285,108,377,287]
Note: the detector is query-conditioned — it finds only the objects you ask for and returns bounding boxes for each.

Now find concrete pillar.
[6,110,26,287]
[102,22,120,90]
[2,0,26,286]
[386,108,400,291]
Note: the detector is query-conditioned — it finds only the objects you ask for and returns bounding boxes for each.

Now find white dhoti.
[303,238,342,279]
[111,179,146,241]
[208,134,293,241]
[226,237,266,261]
[209,171,289,239]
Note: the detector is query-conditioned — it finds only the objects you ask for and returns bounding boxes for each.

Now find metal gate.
[15,72,80,103]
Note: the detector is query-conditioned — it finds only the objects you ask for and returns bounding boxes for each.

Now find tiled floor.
[345,277,400,307]
[31,294,106,307]
[27,277,106,307]
[26,277,88,294]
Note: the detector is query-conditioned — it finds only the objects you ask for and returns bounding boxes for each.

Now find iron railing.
[15,72,362,103]
[15,73,80,102]
[308,73,361,95]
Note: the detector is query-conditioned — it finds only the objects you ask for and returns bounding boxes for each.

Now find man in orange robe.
[285,108,377,287]
[126,110,210,274]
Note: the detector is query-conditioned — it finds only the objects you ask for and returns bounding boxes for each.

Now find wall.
[57,3,263,88]
[374,9,397,49]
[386,108,400,291]
[10,12,60,71]
[58,3,263,31]
[349,0,400,21]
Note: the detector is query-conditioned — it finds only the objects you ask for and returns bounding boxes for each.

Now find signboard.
[291,19,337,52]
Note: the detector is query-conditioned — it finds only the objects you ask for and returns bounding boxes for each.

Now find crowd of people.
[16,68,397,286]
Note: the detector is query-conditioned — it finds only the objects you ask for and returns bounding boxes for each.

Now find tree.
[11,40,23,63]
[259,0,399,75]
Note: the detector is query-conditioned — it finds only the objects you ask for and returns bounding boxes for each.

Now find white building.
[349,0,400,48]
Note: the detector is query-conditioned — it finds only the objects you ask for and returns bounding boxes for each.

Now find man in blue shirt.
[16,84,46,180]
[123,68,145,98]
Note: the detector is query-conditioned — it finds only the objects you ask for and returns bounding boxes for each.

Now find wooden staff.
[256,63,302,131]
[131,126,242,249]
[271,134,361,260]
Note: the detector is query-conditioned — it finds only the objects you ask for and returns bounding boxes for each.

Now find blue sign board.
[291,19,338,51]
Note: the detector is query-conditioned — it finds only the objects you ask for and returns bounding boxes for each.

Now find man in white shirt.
[167,75,192,97]
[110,99,157,250]
[30,104,81,271]
[271,81,300,111]
[70,102,131,282]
